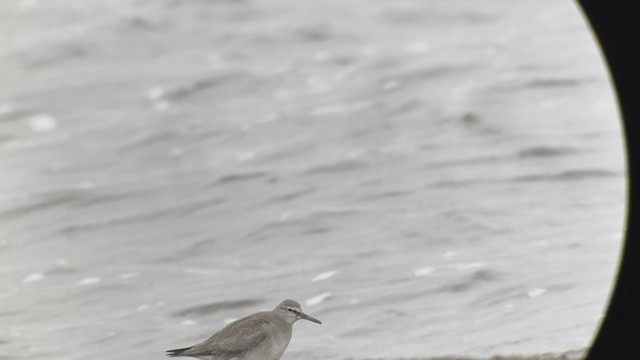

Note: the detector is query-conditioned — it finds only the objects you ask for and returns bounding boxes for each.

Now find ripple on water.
[438,269,499,293]
[216,172,268,185]
[172,298,263,318]
[512,169,619,182]
[516,145,579,158]
[301,160,368,176]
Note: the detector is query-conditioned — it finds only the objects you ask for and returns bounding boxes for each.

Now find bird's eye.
[286,308,293,312]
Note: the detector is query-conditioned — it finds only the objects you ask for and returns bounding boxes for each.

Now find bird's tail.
[166,347,192,357]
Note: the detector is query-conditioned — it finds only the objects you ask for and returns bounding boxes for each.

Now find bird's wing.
[182,316,270,358]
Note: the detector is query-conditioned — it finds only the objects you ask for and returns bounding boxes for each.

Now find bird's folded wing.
[183,317,270,357]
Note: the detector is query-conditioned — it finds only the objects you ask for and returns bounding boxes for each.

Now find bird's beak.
[297,311,322,324]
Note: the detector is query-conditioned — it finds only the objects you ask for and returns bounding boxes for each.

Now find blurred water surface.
[0,0,625,359]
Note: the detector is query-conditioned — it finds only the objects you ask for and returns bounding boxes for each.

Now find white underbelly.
[243,336,289,360]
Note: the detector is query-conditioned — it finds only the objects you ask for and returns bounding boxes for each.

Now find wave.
[516,146,579,158]
[512,169,619,182]
[171,298,263,318]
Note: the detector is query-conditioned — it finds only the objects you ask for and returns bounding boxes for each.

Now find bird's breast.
[246,324,291,360]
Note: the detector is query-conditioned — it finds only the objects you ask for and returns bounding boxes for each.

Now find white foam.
[404,42,431,54]
[77,277,101,285]
[22,273,44,283]
[414,267,434,277]
[153,101,171,111]
[223,318,237,325]
[311,271,338,282]
[442,251,457,259]
[77,181,95,189]
[117,273,139,279]
[349,298,360,304]
[309,104,346,116]
[182,319,196,326]
[137,304,150,311]
[454,262,486,271]
[28,114,57,132]
[305,292,332,306]
[527,288,547,298]
[184,268,218,275]
[279,211,292,221]
[147,86,166,100]
[504,302,515,309]
[235,151,256,162]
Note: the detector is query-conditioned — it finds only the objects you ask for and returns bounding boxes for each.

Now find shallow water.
[0,0,625,359]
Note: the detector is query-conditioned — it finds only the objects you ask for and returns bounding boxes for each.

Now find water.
[0,0,625,359]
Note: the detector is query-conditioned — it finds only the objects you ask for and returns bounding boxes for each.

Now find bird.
[166,299,322,360]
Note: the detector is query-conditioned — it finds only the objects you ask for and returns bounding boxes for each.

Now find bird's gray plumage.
[166,299,321,360]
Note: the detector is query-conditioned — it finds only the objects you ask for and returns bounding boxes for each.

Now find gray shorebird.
[166,299,322,360]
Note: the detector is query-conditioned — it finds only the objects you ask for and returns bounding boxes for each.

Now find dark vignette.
[577,1,640,359]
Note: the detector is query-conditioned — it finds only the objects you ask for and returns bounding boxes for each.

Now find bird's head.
[275,299,322,325]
